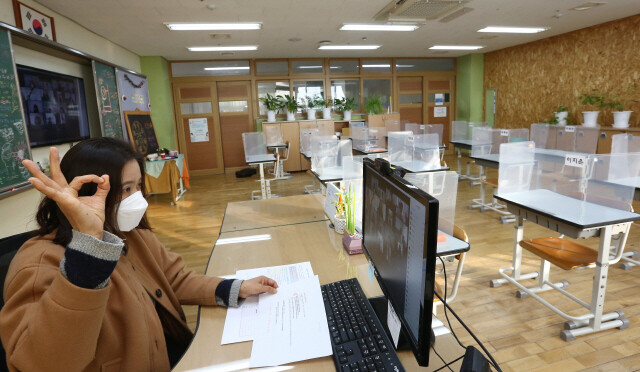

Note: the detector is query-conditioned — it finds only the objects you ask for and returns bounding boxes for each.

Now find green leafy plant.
[343,184,357,235]
[553,105,569,113]
[305,95,324,110]
[334,97,356,112]
[323,94,333,108]
[259,93,282,112]
[545,115,574,125]
[279,94,300,113]
[364,95,384,115]
[602,83,638,111]
[578,89,606,110]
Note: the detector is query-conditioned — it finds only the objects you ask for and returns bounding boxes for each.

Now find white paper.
[189,118,209,142]
[434,106,447,118]
[565,125,576,133]
[387,300,401,348]
[221,262,314,345]
[500,129,509,137]
[565,154,587,168]
[435,93,444,106]
[249,276,332,367]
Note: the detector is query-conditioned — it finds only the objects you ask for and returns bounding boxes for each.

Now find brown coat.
[0,229,223,372]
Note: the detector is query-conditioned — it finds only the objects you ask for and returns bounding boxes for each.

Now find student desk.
[449,140,486,181]
[391,162,449,174]
[246,154,277,200]
[353,148,388,156]
[492,189,640,340]
[174,196,468,371]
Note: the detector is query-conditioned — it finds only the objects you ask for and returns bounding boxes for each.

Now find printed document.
[220,262,314,344]
[249,275,332,367]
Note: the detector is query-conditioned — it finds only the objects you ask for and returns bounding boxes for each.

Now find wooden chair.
[433,225,468,314]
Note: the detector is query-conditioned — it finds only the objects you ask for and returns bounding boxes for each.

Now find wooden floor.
[146,155,640,372]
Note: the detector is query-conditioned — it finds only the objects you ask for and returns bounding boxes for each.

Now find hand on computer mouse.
[239,276,279,298]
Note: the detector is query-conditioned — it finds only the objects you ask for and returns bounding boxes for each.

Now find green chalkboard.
[0,30,31,194]
[124,110,158,155]
[92,61,124,139]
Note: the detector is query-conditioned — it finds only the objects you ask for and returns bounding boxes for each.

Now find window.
[361,60,391,73]
[256,61,289,75]
[363,79,391,109]
[293,80,324,111]
[396,59,455,72]
[427,93,450,103]
[292,60,323,74]
[330,60,359,74]
[218,101,248,113]
[180,102,212,115]
[171,61,250,77]
[331,80,360,111]
[257,81,290,115]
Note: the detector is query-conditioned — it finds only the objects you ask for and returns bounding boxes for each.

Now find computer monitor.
[361,158,438,366]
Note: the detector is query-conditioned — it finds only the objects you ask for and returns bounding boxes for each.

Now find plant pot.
[554,111,568,126]
[306,109,316,120]
[343,110,352,121]
[266,110,276,122]
[323,107,332,120]
[334,216,346,234]
[582,111,600,127]
[342,233,363,255]
[286,111,296,121]
[612,111,632,128]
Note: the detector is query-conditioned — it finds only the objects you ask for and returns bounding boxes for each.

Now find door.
[173,82,224,175]
[217,81,254,169]
[486,89,496,127]
[425,77,455,147]
[398,77,423,124]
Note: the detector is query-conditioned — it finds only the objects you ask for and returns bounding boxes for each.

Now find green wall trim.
[140,56,177,150]
[456,53,484,123]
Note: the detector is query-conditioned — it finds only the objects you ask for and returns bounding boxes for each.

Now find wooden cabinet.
[262,120,334,172]
[365,113,400,128]
[597,127,639,153]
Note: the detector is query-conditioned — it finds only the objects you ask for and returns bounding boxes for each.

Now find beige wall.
[0,0,141,238]
[484,14,640,129]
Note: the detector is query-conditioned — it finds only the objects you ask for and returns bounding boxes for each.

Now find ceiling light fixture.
[166,23,262,31]
[429,45,484,50]
[204,66,250,71]
[187,46,258,52]
[478,26,547,33]
[340,24,418,31]
[362,64,390,68]
[298,66,323,69]
[318,45,380,50]
[571,2,607,11]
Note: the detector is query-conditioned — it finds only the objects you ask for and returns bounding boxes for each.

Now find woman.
[0,138,278,371]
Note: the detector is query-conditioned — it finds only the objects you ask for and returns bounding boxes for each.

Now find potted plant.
[305,95,322,120]
[364,95,384,115]
[318,94,332,119]
[259,93,281,122]
[280,94,299,121]
[553,105,570,125]
[332,192,346,234]
[578,89,606,127]
[603,84,637,128]
[341,184,362,254]
[335,97,356,121]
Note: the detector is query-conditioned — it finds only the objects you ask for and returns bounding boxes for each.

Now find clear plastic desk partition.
[351,127,386,152]
[342,154,386,233]
[262,125,284,146]
[405,124,444,145]
[311,136,351,174]
[555,125,600,153]
[497,141,536,195]
[389,132,440,171]
[611,133,640,153]
[242,132,272,162]
[530,123,550,149]
[403,171,458,235]
[300,128,320,157]
[451,121,469,141]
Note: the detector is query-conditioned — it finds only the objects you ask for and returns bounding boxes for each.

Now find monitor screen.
[362,158,438,366]
[17,65,91,147]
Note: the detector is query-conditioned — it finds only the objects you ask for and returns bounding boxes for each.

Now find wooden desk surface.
[175,218,464,371]
[220,194,327,233]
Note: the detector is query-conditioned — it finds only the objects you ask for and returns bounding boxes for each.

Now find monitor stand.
[368,296,435,351]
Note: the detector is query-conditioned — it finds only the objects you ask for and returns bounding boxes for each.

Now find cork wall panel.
[485,14,640,129]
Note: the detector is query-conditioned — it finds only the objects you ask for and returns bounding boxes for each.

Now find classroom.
[0,0,639,371]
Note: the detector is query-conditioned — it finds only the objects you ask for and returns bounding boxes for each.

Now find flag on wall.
[18,3,56,41]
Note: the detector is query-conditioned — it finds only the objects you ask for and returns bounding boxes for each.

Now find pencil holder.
[334,215,346,234]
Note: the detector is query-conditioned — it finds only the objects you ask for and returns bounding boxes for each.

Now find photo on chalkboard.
[123,110,158,156]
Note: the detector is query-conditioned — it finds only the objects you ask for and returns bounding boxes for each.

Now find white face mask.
[116,191,148,232]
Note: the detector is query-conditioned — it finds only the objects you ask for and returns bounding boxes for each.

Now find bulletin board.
[92,61,124,139]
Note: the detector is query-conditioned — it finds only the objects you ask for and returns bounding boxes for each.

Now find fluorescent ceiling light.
[362,64,390,68]
[188,46,258,52]
[165,23,261,31]
[340,24,418,31]
[216,234,271,245]
[478,26,547,34]
[318,45,380,50]
[204,66,250,71]
[429,45,484,50]
[395,65,415,68]
[298,66,323,69]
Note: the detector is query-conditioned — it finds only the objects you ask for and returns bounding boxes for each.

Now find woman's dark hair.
[35,137,151,246]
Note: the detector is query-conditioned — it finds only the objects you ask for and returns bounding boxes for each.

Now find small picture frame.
[12,0,57,42]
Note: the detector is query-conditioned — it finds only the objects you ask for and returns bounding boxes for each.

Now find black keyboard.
[321,278,405,372]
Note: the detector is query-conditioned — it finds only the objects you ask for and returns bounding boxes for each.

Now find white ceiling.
[36,0,640,61]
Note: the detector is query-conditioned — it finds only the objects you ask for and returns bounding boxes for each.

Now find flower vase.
[582,111,600,127]
[267,110,276,122]
[286,111,296,121]
[307,109,316,120]
[334,215,346,234]
[343,110,352,121]
[323,107,332,119]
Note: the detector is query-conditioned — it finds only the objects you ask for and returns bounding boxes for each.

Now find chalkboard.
[123,110,158,155]
[92,61,124,139]
[0,29,31,195]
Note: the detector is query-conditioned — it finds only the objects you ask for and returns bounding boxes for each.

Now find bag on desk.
[235,168,257,178]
